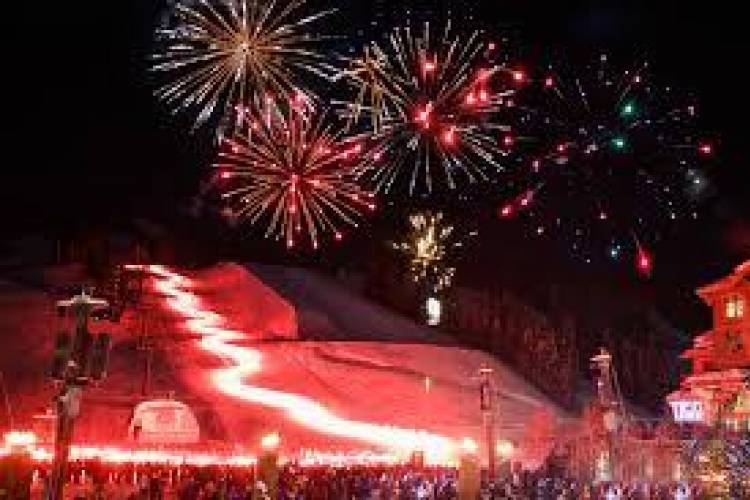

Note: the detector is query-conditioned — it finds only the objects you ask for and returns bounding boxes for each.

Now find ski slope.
[0,263,565,464]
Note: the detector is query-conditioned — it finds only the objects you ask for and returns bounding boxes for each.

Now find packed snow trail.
[147,265,458,463]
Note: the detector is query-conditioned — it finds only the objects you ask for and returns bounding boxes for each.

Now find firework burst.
[393,211,469,293]
[152,0,336,132]
[215,99,376,249]
[500,54,714,272]
[337,22,520,195]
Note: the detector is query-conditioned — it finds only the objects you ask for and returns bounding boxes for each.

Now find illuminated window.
[725,295,745,319]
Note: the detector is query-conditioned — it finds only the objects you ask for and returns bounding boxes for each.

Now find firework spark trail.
[148,265,458,463]
[337,22,518,195]
[500,54,713,272]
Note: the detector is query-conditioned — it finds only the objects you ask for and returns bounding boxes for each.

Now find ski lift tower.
[590,348,629,482]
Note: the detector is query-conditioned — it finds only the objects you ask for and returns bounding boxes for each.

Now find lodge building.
[667,260,750,431]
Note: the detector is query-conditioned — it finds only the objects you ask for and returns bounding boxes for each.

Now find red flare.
[636,248,653,276]
[698,142,714,156]
[423,59,437,74]
[500,204,513,218]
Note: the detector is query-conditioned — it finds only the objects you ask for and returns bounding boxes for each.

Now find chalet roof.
[666,388,702,402]
[681,333,713,359]
[697,259,750,301]
[682,368,750,391]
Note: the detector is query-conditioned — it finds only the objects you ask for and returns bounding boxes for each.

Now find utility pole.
[46,290,111,500]
[479,367,496,482]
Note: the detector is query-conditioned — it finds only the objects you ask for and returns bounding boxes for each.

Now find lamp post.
[479,367,497,482]
[458,438,480,500]
[496,439,515,479]
[257,432,280,499]
[46,290,111,500]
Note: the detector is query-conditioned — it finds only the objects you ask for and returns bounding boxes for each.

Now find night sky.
[4,0,749,319]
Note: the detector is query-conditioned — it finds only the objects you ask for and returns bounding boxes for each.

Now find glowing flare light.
[147,265,458,464]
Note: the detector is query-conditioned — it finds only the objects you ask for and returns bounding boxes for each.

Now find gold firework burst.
[152,0,336,131]
[393,211,459,292]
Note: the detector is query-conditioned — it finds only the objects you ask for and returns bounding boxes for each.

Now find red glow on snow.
[0,436,410,468]
[4,430,37,449]
[98,266,461,464]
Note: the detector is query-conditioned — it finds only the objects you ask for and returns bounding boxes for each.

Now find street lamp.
[478,367,497,481]
[461,437,479,455]
[258,432,280,498]
[496,439,514,461]
[47,290,111,500]
[260,432,280,451]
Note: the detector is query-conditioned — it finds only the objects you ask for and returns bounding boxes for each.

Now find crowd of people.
[4,456,747,499]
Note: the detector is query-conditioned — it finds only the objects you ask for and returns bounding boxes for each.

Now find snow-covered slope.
[249,264,452,342]
[0,263,565,464]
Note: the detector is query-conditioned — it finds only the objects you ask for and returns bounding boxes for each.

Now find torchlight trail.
[147,265,458,463]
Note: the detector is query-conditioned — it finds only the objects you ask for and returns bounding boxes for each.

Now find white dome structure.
[129,399,200,444]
